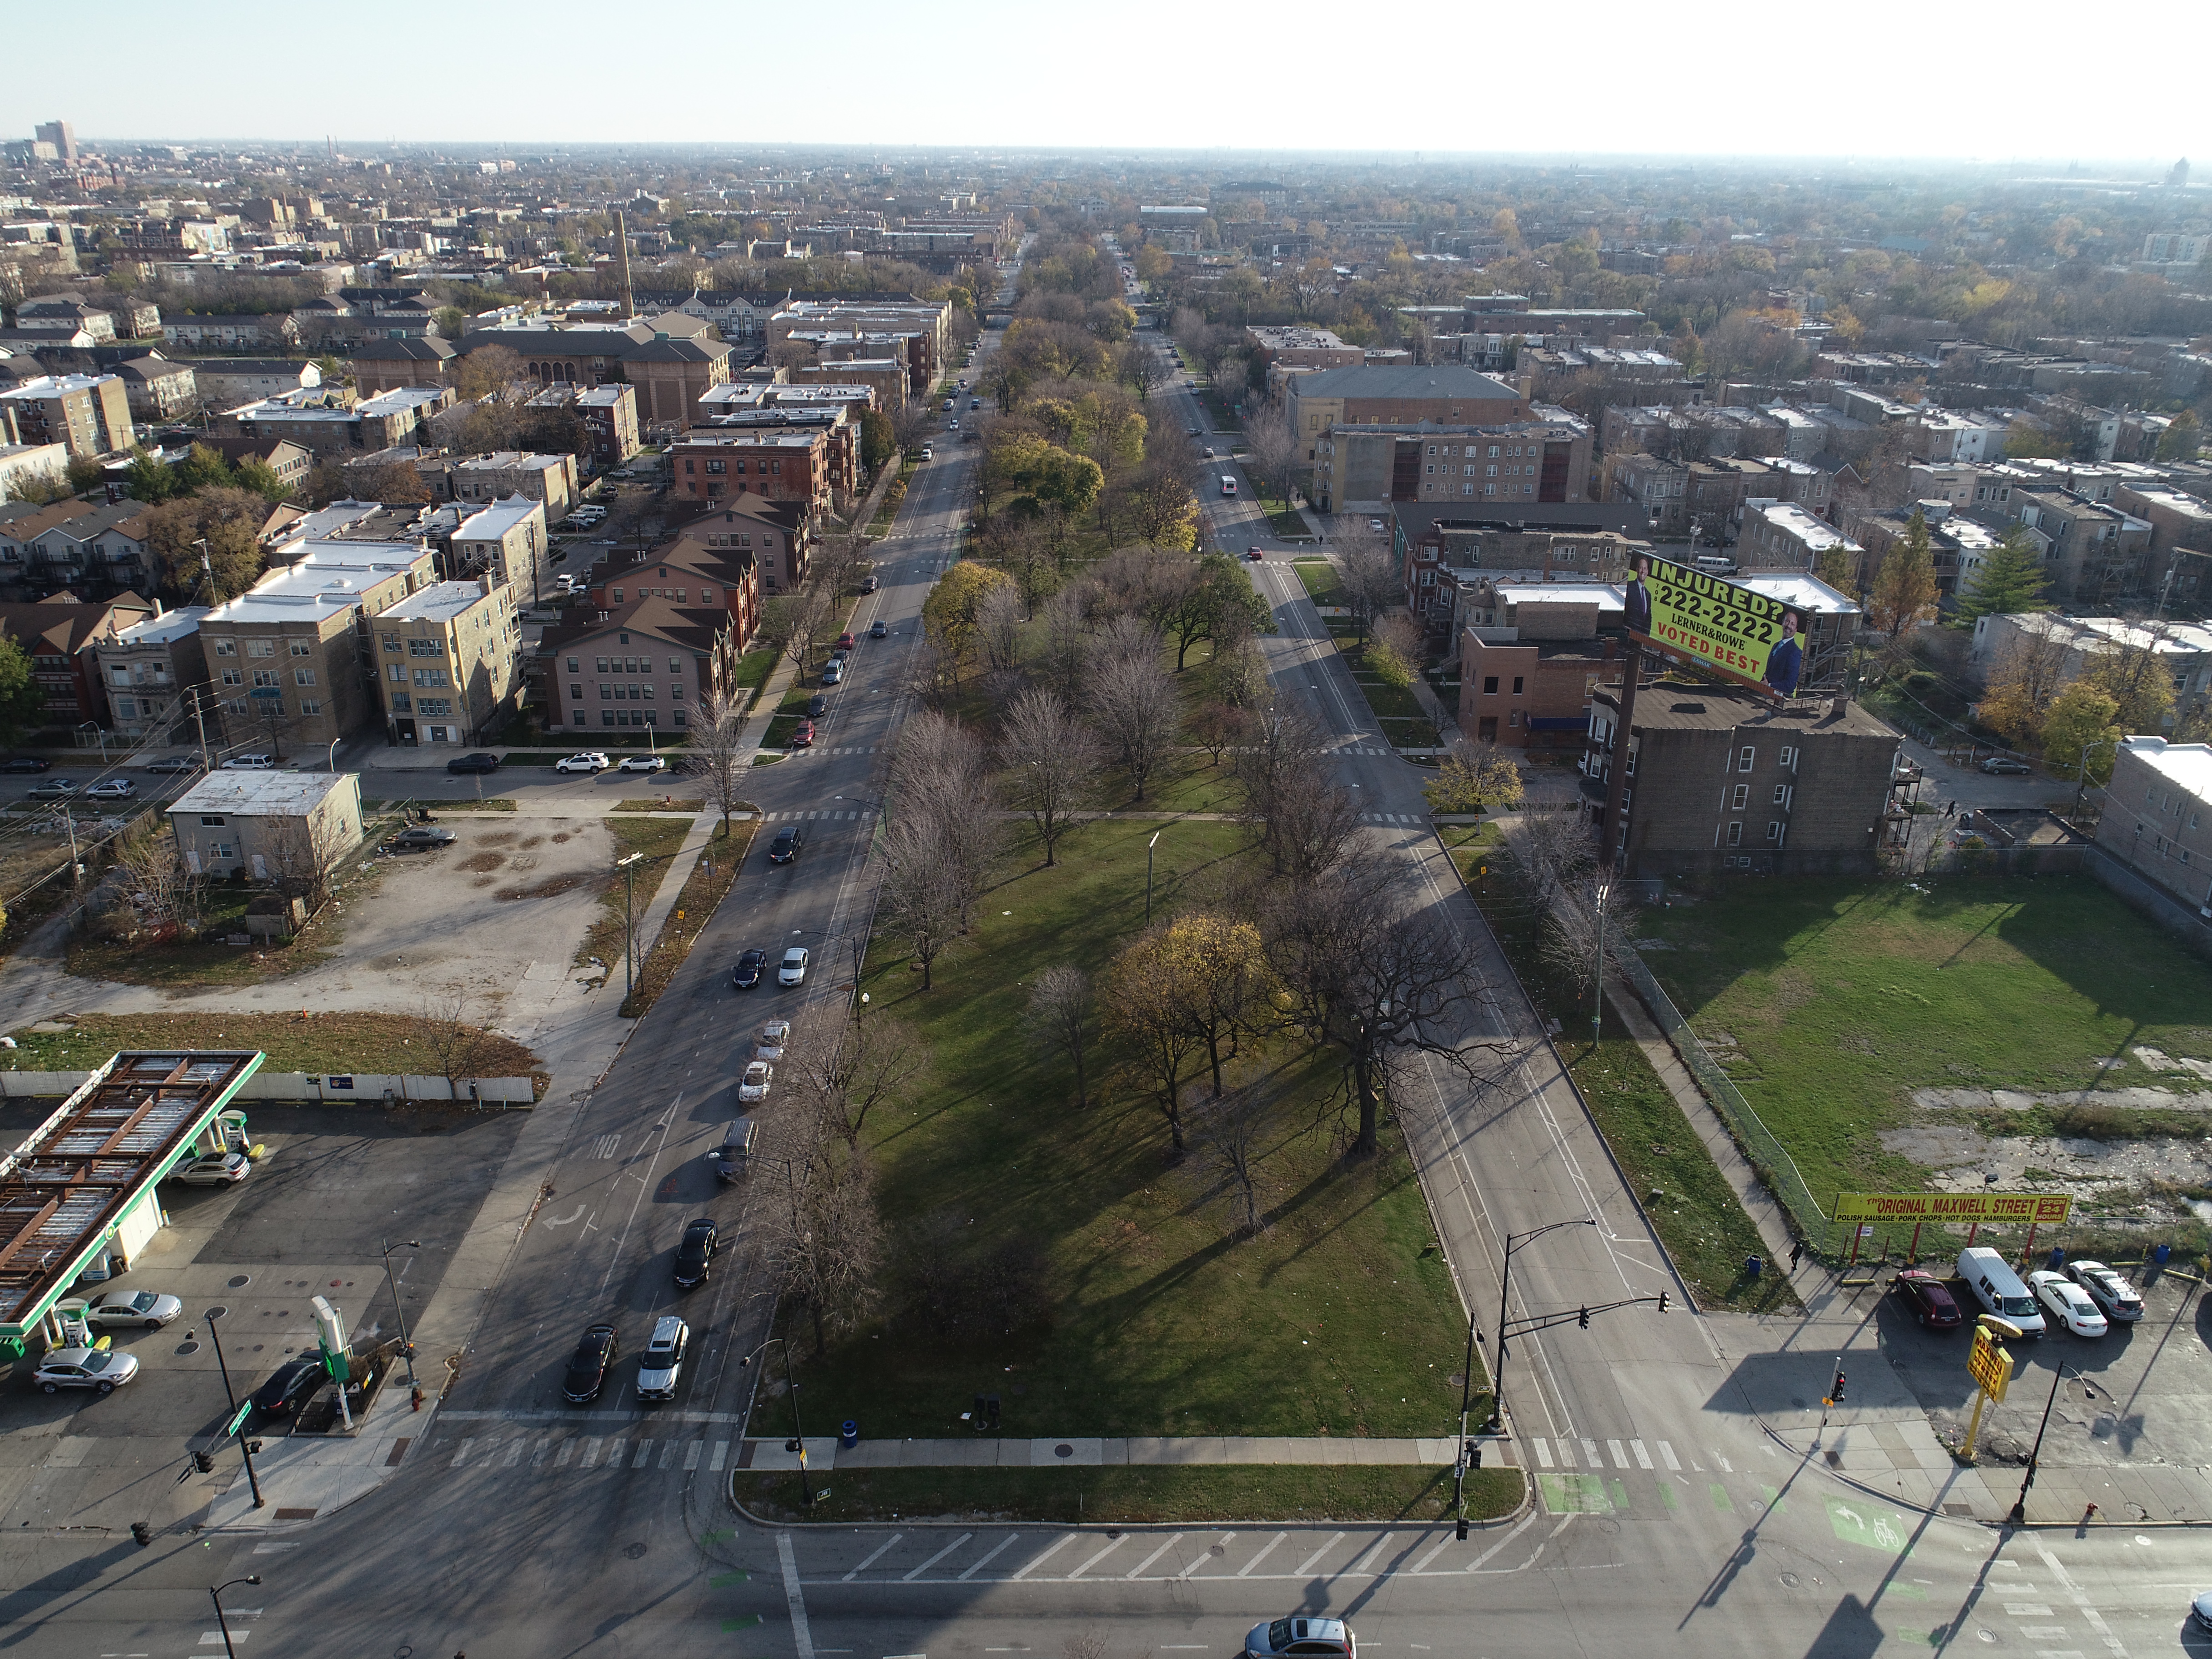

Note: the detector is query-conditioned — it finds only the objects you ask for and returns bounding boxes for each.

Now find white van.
[1956,1246,2046,1336]
[1691,555,1738,577]
[1219,475,1237,497]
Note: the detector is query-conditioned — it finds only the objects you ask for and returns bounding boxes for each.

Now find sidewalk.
[741,1434,1481,1472]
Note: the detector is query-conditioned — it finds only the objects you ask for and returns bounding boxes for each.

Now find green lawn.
[1457,834,1799,1313]
[786,817,1479,1446]
[1635,876,2212,1214]
[734,1463,1521,1526]
[1296,560,1344,606]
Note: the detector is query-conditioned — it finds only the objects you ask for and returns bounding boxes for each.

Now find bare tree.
[1513,805,1641,1017]
[890,402,936,457]
[112,821,202,940]
[998,687,1102,867]
[762,1119,883,1357]
[1264,868,1511,1158]
[975,582,1025,679]
[692,626,752,839]
[877,814,966,990]
[760,592,830,679]
[1088,649,1179,802]
[1242,396,1303,513]
[410,979,506,1093]
[259,806,355,910]
[1190,700,1252,766]
[810,532,867,597]
[795,1013,931,1152]
[1209,356,1249,421]
[1024,963,1093,1108]
[890,711,1002,923]
[1333,520,1403,646]
[1191,1081,1273,1237]
[1038,584,1093,703]
[1232,703,1361,883]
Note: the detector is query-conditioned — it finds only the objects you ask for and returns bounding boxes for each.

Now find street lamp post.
[2008,1358,2069,1526]
[739,1337,813,1506]
[1486,1217,1600,1433]
[2069,736,2122,822]
[1146,830,1160,922]
[615,851,644,996]
[1590,881,1609,1046]
[379,1239,421,1390]
[199,1305,264,1506]
[210,1576,261,1659]
[203,1306,239,1412]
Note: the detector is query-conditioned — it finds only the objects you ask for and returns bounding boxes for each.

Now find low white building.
[168,770,363,883]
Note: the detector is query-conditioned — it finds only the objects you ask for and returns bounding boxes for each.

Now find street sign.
[1834,1192,2071,1225]
[1967,1327,2014,1402]
[226,1401,252,1436]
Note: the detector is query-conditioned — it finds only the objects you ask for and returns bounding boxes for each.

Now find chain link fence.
[1611,944,1838,1257]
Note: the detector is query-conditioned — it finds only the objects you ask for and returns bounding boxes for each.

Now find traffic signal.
[1456,1516,1468,1540]
[1578,1306,1590,1329]
[1658,1291,1670,1313]
[191,1450,214,1474]
[1832,1370,1847,1403]
[130,1521,152,1547]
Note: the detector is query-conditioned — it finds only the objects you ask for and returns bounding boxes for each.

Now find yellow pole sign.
[1833,1192,2072,1225]
[1967,1327,2013,1402]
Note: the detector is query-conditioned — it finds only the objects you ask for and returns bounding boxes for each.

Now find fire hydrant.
[412,1384,425,1412]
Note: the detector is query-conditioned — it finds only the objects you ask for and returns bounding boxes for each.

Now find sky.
[4,0,2203,166]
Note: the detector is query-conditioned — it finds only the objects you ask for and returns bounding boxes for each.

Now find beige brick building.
[371,577,521,747]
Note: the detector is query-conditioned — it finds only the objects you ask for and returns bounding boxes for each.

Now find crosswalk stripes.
[759,809,867,821]
[1358,813,1430,824]
[442,1432,730,1478]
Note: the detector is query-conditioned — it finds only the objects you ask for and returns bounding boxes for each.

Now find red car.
[835,632,855,651]
[1892,1269,1963,1330]
[1247,545,1264,560]
[790,719,815,749]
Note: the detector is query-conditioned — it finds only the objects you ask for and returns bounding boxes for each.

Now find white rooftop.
[1735,572,1862,615]
[380,579,498,623]
[456,451,566,473]
[171,770,357,815]
[1494,581,1625,609]
[105,606,212,649]
[208,549,429,625]
[2118,736,2212,799]
[2011,613,2212,656]
[1745,499,1860,554]
[453,495,541,542]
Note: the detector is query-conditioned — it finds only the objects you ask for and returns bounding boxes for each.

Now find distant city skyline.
[1,0,2204,162]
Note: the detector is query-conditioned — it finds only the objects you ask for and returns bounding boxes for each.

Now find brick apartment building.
[575,384,640,465]
[1315,415,1591,514]
[538,593,744,738]
[454,451,578,520]
[0,374,132,458]
[0,593,158,728]
[1585,682,1901,878]
[580,531,761,647]
[371,577,521,746]
[668,427,833,518]
[2097,736,2212,915]
[1285,364,1528,468]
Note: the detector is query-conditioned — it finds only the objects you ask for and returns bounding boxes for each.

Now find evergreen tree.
[1951,527,2051,628]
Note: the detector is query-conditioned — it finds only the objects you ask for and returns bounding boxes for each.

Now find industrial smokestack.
[613,206,635,322]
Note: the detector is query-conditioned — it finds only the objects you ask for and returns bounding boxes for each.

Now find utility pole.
[1597,648,1642,879]
[616,852,644,996]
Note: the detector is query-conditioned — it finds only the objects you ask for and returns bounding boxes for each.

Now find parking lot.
[0,1099,523,1528]
[1863,1262,2212,1479]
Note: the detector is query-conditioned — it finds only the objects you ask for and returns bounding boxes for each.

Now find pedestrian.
[1789,1239,1805,1271]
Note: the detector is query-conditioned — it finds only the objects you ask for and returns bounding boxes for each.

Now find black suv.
[447,752,501,774]
[673,1218,719,1289]
[732,948,768,989]
[768,825,804,864]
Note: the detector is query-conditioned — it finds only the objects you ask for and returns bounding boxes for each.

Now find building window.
[1728,821,1743,847]
[300,699,322,715]
[1512,677,1523,694]
[248,640,274,657]
[1766,820,1783,842]
[1739,746,1755,772]
[569,684,582,702]
[599,684,611,700]
[1483,676,1499,694]
[199,814,226,827]
[417,698,452,716]
[1780,745,1797,769]
[409,638,439,657]
[568,657,581,674]
[601,710,616,726]
[1732,783,1749,809]
[222,668,244,687]
[673,709,687,727]
[290,640,312,656]
[295,669,315,687]
[252,669,280,688]
[213,639,236,657]
[612,590,623,603]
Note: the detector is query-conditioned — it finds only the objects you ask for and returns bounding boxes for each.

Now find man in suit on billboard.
[1763,609,1805,697]
[1624,555,1653,637]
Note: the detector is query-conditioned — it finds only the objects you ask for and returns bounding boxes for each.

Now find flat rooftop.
[381,579,497,623]
[2118,736,2212,798]
[0,1051,261,1337]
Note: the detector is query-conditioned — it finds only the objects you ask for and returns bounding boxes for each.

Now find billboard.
[1623,553,1807,699]
[1832,1192,2072,1225]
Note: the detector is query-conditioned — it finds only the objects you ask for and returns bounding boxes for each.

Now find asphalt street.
[9,276,2212,1658]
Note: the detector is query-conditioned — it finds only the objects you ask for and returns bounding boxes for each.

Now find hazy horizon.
[5,0,2204,164]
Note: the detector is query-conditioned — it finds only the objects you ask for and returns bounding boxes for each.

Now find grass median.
[1444,825,1798,1313]
[618,813,757,1018]
[733,1463,1521,1526]
[574,815,698,979]
[782,816,1481,1459]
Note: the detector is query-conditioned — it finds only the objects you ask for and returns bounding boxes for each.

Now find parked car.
[85,779,135,800]
[33,1347,139,1396]
[247,1357,326,1419]
[556,752,610,774]
[835,632,855,651]
[739,1060,772,1102]
[83,1289,184,1330]
[789,719,815,749]
[635,1315,689,1401]
[860,574,879,593]
[673,1218,720,1289]
[2063,1259,2144,1322]
[778,946,809,986]
[144,755,201,774]
[1244,1617,1356,1659]
[732,949,768,989]
[618,755,667,774]
[387,826,458,852]
[821,661,844,686]
[562,1322,619,1403]
[26,779,77,798]
[2193,1590,2212,1635]
[1890,1269,1962,1330]
[447,752,501,774]
[1247,546,1264,561]
[1,756,51,773]
[2029,1269,2108,1338]
[755,1019,790,1062]
[768,825,804,864]
[221,754,276,770]
[869,619,888,638]
[807,694,829,718]
[1980,755,2032,775]
[168,1151,251,1186]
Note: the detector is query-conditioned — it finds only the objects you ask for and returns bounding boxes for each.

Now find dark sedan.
[732,949,768,989]
[1892,1269,1964,1330]
[1,756,51,773]
[247,1357,327,1420]
[562,1322,620,1403]
[673,1218,719,1289]
[446,752,501,774]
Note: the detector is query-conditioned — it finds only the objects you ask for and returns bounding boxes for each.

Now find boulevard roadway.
[7,285,2209,1658]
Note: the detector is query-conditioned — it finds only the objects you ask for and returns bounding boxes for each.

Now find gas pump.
[216,1110,252,1156]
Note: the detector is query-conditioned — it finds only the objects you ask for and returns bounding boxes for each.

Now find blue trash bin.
[2155,1243,2172,1266]
[840,1420,858,1450]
